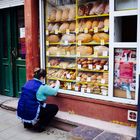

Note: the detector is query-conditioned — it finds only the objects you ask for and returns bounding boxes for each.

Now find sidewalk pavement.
[0,95,136,140]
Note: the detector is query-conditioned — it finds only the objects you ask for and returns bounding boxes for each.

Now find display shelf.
[48,31,76,35]
[47,19,76,23]
[47,42,77,45]
[77,55,109,59]
[46,55,76,58]
[79,42,109,45]
[47,77,76,82]
[46,66,76,70]
[77,69,109,73]
[77,14,109,19]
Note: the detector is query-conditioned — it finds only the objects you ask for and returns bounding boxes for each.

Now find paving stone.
[68,126,103,140]
[94,131,133,140]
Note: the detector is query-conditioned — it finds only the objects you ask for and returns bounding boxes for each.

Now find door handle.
[11,48,17,58]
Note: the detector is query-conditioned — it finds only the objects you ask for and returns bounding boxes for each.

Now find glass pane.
[2,15,8,58]
[113,48,136,100]
[17,6,25,59]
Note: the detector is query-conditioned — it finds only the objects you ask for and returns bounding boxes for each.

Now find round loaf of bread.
[77,33,92,43]
[48,35,60,43]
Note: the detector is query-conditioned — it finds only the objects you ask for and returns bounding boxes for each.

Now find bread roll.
[92,20,99,28]
[62,8,69,21]
[68,7,76,20]
[104,18,109,27]
[77,46,93,55]
[95,3,105,15]
[93,33,109,42]
[61,34,76,42]
[85,20,92,30]
[78,5,86,16]
[98,21,104,29]
[77,33,92,43]
[49,9,56,21]
[59,23,69,33]
[51,23,60,32]
[104,3,109,14]
[48,47,58,55]
[48,35,60,43]
[55,9,62,21]
[69,22,76,31]
[89,2,100,15]
[47,23,53,32]
[85,3,93,16]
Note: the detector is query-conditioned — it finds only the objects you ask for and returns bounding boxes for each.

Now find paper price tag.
[46,30,49,35]
[48,63,50,67]
[76,77,80,81]
[75,86,79,91]
[104,65,108,70]
[81,88,85,93]
[84,28,88,33]
[55,29,58,34]
[66,74,71,79]
[94,27,98,33]
[87,88,91,93]
[103,51,108,56]
[77,52,80,57]
[46,51,49,56]
[78,40,82,46]
[96,65,101,70]
[100,39,105,45]
[101,79,106,84]
[46,41,49,46]
[78,64,81,69]
[66,29,70,34]
[87,77,91,82]
[67,83,72,90]
[104,26,109,32]
[64,40,69,45]
[75,28,79,34]
[88,64,93,70]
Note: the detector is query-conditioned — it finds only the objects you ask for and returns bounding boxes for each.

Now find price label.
[103,51,108,56]
[48,63,50,67]
[78,64,81,69]
[102,90,108,96]
[94,27,98,33]
[46,30,49,35]
[81,88,85,93]
[46,51,49,56]
[46,41,49,46]
[87,77,91,82]
[78,40,82,46]
[67,52,70,56]
[96,65,101,70]
[84,28,88,33]
[64,40,69,45]
[75,28,79,34]
[88,64,93,70]
[104,26,109,32]
[66,74,71,79]
[100,39,105,45]
[66,29,70,34]
[77,52,80,57]
[55,29,58,34]
[67,83,72,90]
[75,86,79,91]
[87,88,91,93]
[76,77,80,81]
[94,51,98,57]
[104,65,108,70]
[101,79,106,84]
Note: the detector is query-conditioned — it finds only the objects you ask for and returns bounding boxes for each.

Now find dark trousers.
[24,104,59,129]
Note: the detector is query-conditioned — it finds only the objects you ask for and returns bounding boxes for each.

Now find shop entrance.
[0,6,26,97]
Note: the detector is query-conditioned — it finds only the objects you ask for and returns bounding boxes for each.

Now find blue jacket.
[17,79,42,124]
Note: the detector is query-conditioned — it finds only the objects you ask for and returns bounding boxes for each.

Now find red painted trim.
[24,0,40,80]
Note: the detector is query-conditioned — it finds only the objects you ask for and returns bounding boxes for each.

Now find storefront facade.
[39,0,140,126]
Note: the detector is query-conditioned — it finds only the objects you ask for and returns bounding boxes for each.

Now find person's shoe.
[33,124,46,132]
[24,122,33,129]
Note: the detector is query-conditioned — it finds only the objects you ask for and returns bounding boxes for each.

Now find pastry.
[48,35,60,43]
[62,8,69,21]
[77,33,92,43]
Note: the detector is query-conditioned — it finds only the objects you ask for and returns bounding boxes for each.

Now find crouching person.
[17,68,60,132]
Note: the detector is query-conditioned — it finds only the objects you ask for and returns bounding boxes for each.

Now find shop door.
[0,7,26,97]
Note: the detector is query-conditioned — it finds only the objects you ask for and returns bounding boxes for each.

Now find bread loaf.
[68,7,76,20]
[77,46,93,55]
[78,5,86,16]
[94,46,109,56]
[77,33,92,43]
[98,21,104,29]
[61,34,76,42]
[104,3,109,14]
[49,9,56,21]
[62,8,69,21]
[48,46,58,55]
[47,23,53,32]
[48,35,60,43]
[89,2,99,15]
[69,22,76,31]
[104,18,109,27]
[85,20,92,30]
[55,9,62,21]
[92,20,99,28]
[51,23,60,32]
[85,3,93,15]
[59,23,69,33]
[95,3,105,15]
[93,33,109,42]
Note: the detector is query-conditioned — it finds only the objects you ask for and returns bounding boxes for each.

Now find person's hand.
[50,83,55,88]
[56,80,60,87]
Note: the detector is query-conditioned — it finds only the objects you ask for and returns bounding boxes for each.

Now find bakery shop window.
[114,16,137,42]
[115,0,137,11]
[113,48,136,100]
